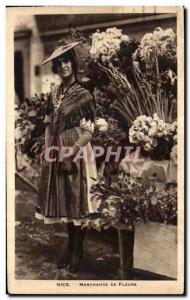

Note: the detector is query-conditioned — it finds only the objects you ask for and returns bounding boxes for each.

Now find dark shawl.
[46,81,95,135]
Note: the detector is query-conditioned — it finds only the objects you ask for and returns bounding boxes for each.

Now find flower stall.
[87,26,177,279]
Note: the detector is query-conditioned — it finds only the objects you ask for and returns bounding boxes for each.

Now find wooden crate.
[134,222,177,279]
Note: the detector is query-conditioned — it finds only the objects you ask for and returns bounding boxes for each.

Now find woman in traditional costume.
[35,42,99,273]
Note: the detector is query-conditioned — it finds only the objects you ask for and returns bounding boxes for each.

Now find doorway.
[14,51,24,103]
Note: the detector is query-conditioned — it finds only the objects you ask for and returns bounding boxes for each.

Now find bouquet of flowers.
[133,27,177,110]
[129,113,177,159]
[90,27,130,62]
[134,27,176,70]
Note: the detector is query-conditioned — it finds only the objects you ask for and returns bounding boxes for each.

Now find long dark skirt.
[36,127,89,222]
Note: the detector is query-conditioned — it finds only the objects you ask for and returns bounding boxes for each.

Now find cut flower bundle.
[129,114,177,158]
[89,26,177,160]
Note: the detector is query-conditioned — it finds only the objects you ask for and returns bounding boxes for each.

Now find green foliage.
[15,94,47,165]
[89,171,177,230]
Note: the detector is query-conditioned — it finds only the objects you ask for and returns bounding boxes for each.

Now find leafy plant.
[15,94,47,166]
[88,172,177,231]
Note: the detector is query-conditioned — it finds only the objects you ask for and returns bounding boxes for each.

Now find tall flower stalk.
[90,27,177,125]
[97,58,177,125]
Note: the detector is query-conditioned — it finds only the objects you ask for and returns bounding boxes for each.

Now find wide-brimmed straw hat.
[42,41,80,65]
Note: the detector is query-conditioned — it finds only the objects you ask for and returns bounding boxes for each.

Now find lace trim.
[35,212,83,226]
[80,117,95,133]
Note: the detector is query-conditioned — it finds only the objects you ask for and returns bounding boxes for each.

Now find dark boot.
[57,222,76,269]
[67,226,86,273]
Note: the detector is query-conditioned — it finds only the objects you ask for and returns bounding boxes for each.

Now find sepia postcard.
[6,6,184,295]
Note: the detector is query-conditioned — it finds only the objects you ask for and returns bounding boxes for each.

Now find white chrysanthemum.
[89,47,98,59]
[144,142,153,151]
[121,34,129,43]
[148,116,153,122]
[100,46,109,55]
[152,27,164,41]
[142,125,149,133]
[133,119,140,127]
[129,128,138,143]
[163,28,175,39]
[106,27,122,37]
[144,135,151,142]
[150,121,157,128]
[140,33,153,46]
[157,121,166,131]
[162,130,169,136]
[136,132,145,141]
[95,117,109,132]
[148,127,157,137]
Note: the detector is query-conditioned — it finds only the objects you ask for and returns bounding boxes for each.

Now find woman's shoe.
[66,250,83,273]
[57,246,73,269]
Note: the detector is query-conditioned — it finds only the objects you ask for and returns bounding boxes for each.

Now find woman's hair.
[52,49,78,75]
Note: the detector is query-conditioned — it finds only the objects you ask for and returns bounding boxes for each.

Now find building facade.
[14,13,176,102]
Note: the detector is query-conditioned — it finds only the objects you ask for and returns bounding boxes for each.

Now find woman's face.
[56,57,73,78]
